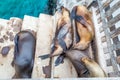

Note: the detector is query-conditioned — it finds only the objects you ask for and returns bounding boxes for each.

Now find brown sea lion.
[71,5,94,50]
[81,57,107,77]
[65,49,107,77]
[12,31,36,78]
[39,6,72,66]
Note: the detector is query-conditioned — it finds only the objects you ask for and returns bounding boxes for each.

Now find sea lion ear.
[81,57,86,62]
[60,6,64,10]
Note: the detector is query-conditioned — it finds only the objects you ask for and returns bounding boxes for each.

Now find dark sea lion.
[12,31,36,78]
[71,5,95,50]
[39,6,72,66]
[65,49,107,77]
[65,49,89,77]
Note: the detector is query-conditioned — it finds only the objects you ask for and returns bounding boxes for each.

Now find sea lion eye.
[81,57,86,62]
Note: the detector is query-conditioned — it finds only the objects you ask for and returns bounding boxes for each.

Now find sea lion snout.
[81,57,93,63]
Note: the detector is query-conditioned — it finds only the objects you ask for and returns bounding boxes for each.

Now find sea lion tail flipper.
[55,54,65,66]
[39,54,50,60]
[58,39,67,51]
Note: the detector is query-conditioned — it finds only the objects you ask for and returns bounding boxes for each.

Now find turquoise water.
[0,0,49,19]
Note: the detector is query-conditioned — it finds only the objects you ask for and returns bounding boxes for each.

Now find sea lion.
[65,49,89,77]
[71,5,95,50]
[12,31,36,78]
[81,57,107,77]
[65,49,107,77]
[39,6,72,66]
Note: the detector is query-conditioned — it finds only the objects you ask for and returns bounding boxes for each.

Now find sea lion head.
[60,6,70,16]
[81,57,107,77]
[81,57,93,64]
[76,5,92,21]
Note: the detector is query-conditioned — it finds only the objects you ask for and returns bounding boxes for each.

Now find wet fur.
[39,6,72,63]
[65,49,89,77]
[81,57,107,77]
[12,31,36,78]
[71,6,95,50]
[65,49,107,77]
[53,6,72,56]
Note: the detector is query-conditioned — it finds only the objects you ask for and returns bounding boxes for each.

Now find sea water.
[0,0,49,19]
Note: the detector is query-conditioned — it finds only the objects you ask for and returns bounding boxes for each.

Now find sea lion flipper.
[55,54,65,66]
[14,34,19,53]
[75,15,86,26]
[39,54,50,60]
[58,39,67,51]
[12,34,19,66]
[70,6,77,19]
[50,39,67,57]
[70,6,80,47]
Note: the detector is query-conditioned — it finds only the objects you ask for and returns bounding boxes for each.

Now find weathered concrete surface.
[53,57,78,78]
[21,15,39,37]
[0,18,22,79]
[32,14,53,78]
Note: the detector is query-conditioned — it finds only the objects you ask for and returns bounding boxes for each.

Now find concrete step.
[32,14,54,78]
[21,15,39,37]
[0,17,22,79]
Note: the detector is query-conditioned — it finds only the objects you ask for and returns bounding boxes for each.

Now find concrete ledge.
[0,18,22,79]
